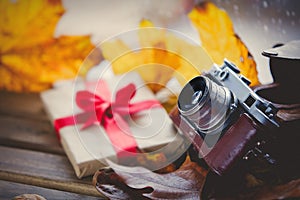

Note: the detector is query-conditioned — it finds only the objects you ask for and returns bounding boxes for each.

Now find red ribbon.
[54,80,161,158]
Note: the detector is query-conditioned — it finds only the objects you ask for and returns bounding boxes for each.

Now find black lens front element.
[178,76,207,112]
[178,76,233,135]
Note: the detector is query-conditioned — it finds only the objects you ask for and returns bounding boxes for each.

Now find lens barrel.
[178,76,233,135]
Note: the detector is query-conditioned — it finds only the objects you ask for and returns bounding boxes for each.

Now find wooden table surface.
[0,91,105,199]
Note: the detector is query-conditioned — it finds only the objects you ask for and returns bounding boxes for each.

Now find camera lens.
[178,76,233,135]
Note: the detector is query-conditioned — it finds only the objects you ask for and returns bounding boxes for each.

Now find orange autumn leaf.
[188,2,259,86]
[101,19,213,92]
[0,0,101,92]
[100,39,140,73]
[138,19,165,48]
[101,42,178,92]
[164,33,212,85]
[139,19,213,87]
[101,25,179,92]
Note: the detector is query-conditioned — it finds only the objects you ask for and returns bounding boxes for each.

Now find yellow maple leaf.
[188,2,259,86]
[0,0,101,92]
[101,19,213,93]
[164,33,212,85]
[139,19,213,86]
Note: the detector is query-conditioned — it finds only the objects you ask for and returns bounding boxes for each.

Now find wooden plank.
[0,114,63,155]
[0,146,103,197]
[0,180,105,200]
[0,91,47,121]
[0,172,103,198]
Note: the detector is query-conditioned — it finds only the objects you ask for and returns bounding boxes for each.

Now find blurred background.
[55,0,300,84]
[0,0,300,92]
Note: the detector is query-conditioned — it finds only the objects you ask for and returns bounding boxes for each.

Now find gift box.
[41,72,184,178]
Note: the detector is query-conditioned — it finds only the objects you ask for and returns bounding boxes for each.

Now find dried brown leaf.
[93,158,208,199]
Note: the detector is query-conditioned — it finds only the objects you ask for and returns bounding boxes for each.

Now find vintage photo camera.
[170,40,300,176]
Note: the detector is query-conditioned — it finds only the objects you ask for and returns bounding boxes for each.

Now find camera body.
[170,59,280,175]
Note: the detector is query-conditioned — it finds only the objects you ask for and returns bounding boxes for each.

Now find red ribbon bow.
[54,80,161,157]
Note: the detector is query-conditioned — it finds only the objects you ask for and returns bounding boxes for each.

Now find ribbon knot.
[54,81,161,157]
